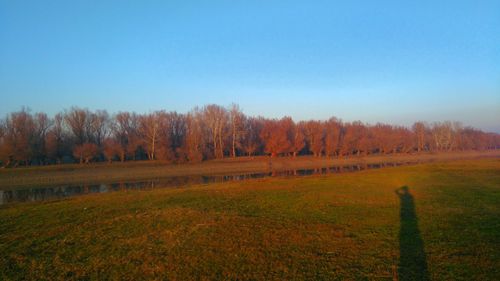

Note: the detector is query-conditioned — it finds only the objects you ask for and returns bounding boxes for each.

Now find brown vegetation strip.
[1,150,499,189]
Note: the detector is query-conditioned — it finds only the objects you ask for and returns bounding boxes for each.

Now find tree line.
[0,104,498,167]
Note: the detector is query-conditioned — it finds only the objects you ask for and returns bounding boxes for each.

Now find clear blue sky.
[1,0,499,131]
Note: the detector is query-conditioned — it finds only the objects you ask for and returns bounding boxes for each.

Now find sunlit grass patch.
[1,159,499,280]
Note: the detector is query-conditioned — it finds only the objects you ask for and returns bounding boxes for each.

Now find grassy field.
[1,158,499,280]
[1,150,499,189]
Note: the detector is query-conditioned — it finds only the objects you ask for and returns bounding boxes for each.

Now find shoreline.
[1,150,499,189]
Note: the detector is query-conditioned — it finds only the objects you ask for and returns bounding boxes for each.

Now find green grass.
[1,159,499,280]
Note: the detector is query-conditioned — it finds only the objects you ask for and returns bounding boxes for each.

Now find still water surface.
[0,161,417,205]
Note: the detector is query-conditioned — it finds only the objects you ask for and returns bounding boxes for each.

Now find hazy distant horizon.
[1,1,499,132]
[2,101,499,134]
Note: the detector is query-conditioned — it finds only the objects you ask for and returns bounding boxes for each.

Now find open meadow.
[2,1,499,280]
[1,158,499,280]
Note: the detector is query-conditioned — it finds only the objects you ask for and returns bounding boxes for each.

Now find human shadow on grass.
[396,186,430,281]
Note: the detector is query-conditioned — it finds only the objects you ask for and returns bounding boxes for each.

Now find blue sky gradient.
[1,1,499,131]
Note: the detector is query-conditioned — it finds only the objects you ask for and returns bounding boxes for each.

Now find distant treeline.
[0,104,498,167]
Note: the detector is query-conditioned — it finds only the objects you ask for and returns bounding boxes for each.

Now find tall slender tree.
[229,104,245,158]
[139,112,160,160]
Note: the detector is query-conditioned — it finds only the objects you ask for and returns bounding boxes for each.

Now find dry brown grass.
[1,150,499,189]
[1,158,499,280]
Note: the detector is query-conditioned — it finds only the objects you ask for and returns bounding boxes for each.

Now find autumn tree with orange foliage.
[103,139,121,163]
[304,120,325,157]
[324,118,342,157]
[0,104,499,167]
[73,143,99,164]
[260,118,293,157]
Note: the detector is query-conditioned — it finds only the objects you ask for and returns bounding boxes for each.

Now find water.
[0,161,416,205]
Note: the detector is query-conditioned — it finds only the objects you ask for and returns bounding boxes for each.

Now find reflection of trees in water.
[1,161,420,204]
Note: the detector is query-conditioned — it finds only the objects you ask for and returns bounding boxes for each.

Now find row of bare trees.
[0,105,498,166]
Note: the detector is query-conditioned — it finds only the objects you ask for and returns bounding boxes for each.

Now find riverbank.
[1,150,499,189]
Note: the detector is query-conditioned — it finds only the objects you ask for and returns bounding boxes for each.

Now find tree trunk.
[151,133,156,160]
[232,132,236,158]
[213,132,218,159]
[218,126,223,158]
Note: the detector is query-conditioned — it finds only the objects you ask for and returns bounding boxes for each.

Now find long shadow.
[396,186,430,281]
